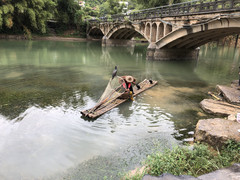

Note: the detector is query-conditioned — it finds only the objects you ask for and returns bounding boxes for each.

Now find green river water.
[0,40,239,180]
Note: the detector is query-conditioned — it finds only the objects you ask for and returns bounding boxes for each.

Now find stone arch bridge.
[88,0,240,60]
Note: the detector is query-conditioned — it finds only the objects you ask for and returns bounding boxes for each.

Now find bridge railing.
[89,0,240,23]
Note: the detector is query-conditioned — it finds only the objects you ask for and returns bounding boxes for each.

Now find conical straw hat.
[125,76,134,83]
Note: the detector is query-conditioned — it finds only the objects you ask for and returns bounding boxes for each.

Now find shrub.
[125,141,240,179]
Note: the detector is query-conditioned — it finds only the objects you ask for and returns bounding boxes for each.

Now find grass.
[124,140,240,179]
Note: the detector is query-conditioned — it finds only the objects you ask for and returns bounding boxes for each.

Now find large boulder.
[200,99,240,118]
[141,164,240,180]
[195,118,240,148]
[216,85,240,104]
[198,163,240,180]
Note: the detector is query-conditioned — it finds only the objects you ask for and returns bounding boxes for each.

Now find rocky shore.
[195,80,240,148]
[142,163,240,180]
[135,80,240,180]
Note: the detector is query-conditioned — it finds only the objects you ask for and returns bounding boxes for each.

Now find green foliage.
[0,14,2,28]
[27,8,37,28]
[99,0,125,16]
[56,0,80,25]
[127,141,240,179]
[4,14,13,28]
[84,5,99,17]
[145,141,240,177]
[0,0,56,33]
[135,0,183,9]
[86,0,106,7]
[135,0,169,8]
[74,9,85,25]
[0,0,188,35]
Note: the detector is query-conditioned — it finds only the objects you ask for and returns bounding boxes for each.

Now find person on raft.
[119,76,136,100]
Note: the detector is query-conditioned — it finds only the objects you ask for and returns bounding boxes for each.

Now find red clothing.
[122,81,131,89]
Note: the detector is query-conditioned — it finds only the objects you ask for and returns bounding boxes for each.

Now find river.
[0,40,239,180]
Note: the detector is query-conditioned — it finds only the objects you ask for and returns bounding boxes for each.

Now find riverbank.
[0,34,148,43]
[124,80,240,179]
[0,34,94,42]
[124,141,240,179]
[195,80,240,148]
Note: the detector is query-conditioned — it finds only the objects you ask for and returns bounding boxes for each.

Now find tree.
[0,0,56,34]
[135,0,182,9]
[86,0,106,8]
[135,0,168,8]
[99,0,125,16]
[0,0,15,29]
[55,0,80,25]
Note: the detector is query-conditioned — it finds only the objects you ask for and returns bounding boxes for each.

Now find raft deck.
[81,79,157,118]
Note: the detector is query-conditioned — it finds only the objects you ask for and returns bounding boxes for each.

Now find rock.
[197,112,206,117]
[142,173,198,180]
[141,164,240,180]
[200,99,240,118]
[231,80,239,89]
[195,118,240,148]
[216,85,240,104]
[228,114,236,121]
[198,163,240,180]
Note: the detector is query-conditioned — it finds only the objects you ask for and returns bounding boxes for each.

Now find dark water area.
[0,40,239,179]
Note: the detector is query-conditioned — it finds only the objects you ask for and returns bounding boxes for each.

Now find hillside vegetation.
[0,0,183,36]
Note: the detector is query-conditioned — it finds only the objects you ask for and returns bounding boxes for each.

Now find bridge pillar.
[150,48,199,61]
[146,43,157,60]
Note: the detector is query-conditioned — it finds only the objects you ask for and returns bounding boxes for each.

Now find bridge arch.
[88,27,104,39]
[156,18,240,49]
[105,24,148,41]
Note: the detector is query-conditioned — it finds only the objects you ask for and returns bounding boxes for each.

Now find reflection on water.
[0,40,239,179]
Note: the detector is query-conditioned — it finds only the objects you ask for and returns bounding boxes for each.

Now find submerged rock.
[195,118,240,148]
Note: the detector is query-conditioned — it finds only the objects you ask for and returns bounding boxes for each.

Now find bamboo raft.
[81,79,157,118]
